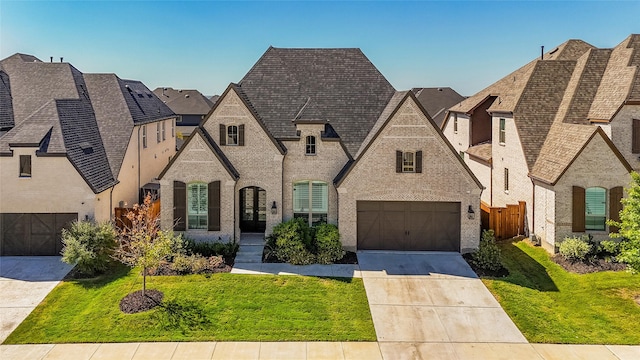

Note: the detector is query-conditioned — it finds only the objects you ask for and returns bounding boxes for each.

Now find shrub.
[184,238,238,259]
[470,230,503,272]
[170,254,225,274]
[61,220,117,276]
[314,223,344,264]
[268,218,315,265]
[559,236,592,262]
[599,240,620,256]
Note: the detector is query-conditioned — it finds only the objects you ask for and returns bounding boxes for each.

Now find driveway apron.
[0,257,73,343]
[357,251,527,348]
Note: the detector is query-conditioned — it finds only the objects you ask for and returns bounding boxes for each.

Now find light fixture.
[271,201,277,214]
[467,205,475,220]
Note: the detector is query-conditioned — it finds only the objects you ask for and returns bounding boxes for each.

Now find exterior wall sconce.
[467,205,475,220]
[271,201,278,214]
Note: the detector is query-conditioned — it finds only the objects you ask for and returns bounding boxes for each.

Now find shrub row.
[559,234,623,262]
[266,218,344,265]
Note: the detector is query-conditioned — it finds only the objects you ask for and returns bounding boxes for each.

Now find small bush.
[599,240,620,256]
[470,230,503,272]
[184,238,239,259]
[268,218,315,265]
[170,254,225,274]
[314,224,344,264]
[61,221,117,276]
[559,236,592,262]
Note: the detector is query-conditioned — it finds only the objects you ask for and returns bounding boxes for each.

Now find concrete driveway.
[0,257,73,343]
[357,251,527,359]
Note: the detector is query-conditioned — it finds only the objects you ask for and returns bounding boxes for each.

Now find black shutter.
[572,186,585,232]
[174,181,186,231]
[239,124,245,146]
[609,186,623,233]
[396,151,402,173]
[219,124,226,145]
[416,151,423,173]
[208,181,221,231]
[633,119,640,154]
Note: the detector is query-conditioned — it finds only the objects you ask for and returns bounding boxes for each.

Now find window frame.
[453,113,458,133]
[187,182,208,230]
[156,122,161,143]
[171,119,175,138]
[19,155,32,178]
[504,168,509,192]
[227,125,239,146]
[142,125,147,148]
[305,135,316,155]
[402,151,415,173]
[585,187,607,231]
[161,121,166,141]
[499,118,506,144]
[293,180,328,226]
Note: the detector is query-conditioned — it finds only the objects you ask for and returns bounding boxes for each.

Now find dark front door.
[240,187,266,232]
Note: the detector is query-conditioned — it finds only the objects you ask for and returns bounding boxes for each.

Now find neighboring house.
[442,35,640,252]
[153,87,214,147]
[159,47,482,252]
[0,54,176,255]
[411,87,465,128]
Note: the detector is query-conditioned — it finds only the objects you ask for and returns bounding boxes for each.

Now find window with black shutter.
[633,119,640,153]
[173,181,186,231]
[208,181,221,231]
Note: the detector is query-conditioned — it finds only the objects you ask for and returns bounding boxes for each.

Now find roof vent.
[185,94,190,98]
[50,56,53,63]
[60,57,63,63]
[437,88,443,91]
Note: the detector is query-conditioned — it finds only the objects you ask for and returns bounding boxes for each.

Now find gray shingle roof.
[412,87,465,127]
[153,87,214,115]
[0,53,174,194]
[237,47,396,156]
[0,70,14,130]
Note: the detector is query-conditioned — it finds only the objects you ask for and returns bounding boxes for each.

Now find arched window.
[187,182,208,229]
[585,187,606,231]
[306,136,316,155]
[293,180,328,225]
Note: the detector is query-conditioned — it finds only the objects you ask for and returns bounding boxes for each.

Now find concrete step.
[240,236,266,246]
[237,245,264,255]
[234,254,263,263]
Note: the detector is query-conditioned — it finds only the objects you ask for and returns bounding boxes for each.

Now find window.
[227,125,238,145]
[633,119,640,153]
[403,152,415,172]
[499,118,506,144]
[306,136,316,155]
[187,183,208,230]
[162,121,166,141]
[19,155,31,177]
[585,187,606,231]
[293,181,328,226]
[504,168,509,192]
[453,113,458,133]
[156,122,161,143]
[142,125,147,148]
[171,120,175,138]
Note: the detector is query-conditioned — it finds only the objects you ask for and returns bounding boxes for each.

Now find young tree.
[114,194,179,295]
[608,171,640,273]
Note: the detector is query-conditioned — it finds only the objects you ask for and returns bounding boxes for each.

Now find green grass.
[4,265,375,343]
[482,240,640,344]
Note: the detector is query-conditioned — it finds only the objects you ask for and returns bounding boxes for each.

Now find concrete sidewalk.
[2,342,639,360]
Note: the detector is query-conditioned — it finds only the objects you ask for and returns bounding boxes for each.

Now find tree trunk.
[142,267,146,297]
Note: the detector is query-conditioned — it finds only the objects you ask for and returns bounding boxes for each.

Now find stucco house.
[442,35,640,252]
[159,47,483,252]
[152,87,214,146]
[0,54,176,255]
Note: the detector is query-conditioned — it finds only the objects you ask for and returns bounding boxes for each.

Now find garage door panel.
[382,210,405,250]
[1,213,77,256]
[357,208,381,250]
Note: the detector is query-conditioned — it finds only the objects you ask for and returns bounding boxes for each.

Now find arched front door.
[240,186,266,232]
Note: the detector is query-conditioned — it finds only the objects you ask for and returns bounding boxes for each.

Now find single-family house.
[411,87,465,128]
[159,47,483,252]
[0,54,176,255]
[442,35,640,252]
[153,87,214,147]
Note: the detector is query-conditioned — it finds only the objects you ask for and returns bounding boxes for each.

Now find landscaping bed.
[552,255,626,274]
[263,250,358,264]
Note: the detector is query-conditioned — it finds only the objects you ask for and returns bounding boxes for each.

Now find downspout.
[137,125,142,203]
[109,184,116,221]
[233,179,238,243]
[530,177,535,240]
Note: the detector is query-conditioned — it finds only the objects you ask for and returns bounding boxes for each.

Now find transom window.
[585,187,606,231]
[293,180,328,226]
[187,183,208,230]
[499,118,506,144]
[19,155,31,177]
[227,125,238,145]
[403,152,415,172]
[306,136,316,155]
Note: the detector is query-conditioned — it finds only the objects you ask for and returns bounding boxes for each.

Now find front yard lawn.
[4,265,375,343]
[483,240,640,344]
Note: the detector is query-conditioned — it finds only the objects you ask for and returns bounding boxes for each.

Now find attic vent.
[79,142,93,154]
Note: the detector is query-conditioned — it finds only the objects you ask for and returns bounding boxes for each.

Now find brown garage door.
[0,213,77,256]
[357,201,460,251]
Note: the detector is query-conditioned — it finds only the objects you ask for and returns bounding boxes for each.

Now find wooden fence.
[481,201,525,240]
[114,200,161,230]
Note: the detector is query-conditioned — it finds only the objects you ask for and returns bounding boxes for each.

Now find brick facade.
[610,105,640,172]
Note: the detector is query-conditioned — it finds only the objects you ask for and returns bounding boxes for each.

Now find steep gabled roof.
[153,87,214,115]
[412,87,465,127]
[237,47,396,156]
[0,69,14,130]
[530,125,632,185]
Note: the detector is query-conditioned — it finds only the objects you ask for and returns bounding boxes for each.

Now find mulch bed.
[462,253,510,278]
[262,250,358,265]
[552,255,626,274]
[119,289,163,314]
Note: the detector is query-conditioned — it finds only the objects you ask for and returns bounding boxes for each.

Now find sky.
[1,1,639,97]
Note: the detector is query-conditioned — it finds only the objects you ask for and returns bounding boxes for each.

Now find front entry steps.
[234,233,265,264]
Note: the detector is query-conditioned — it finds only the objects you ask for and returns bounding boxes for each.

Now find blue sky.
[1,1,638,96]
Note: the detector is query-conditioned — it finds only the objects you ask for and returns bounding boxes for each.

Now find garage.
[357,201,461,251]
[0,213,77,256]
